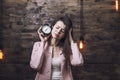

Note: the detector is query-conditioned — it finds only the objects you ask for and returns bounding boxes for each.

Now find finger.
[39,34,45,41]
[38,32,44,39]
[69,28,72,34]
[69,28,72,36]
[69,28,72,31]
[46,34,51,40]
[40,32,44,36]
[69,28,74,43]
[37,26,42,34]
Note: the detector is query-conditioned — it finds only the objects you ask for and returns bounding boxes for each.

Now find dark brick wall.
[0,0,3,50]
[0,0,120,80]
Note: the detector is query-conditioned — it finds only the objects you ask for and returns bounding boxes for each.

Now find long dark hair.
[51,15,73,69]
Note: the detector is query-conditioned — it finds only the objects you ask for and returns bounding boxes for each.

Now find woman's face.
[51,20,66,40]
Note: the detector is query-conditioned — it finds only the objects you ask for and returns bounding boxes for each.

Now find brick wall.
[0,0,120,80]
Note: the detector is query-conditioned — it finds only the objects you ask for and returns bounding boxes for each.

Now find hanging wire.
[79,0,85,50]
[0,0,4,60]
[80,0,84,35]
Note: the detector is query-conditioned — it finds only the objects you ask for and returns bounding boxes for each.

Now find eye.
[61,29,65,33]
[55,26,59,29]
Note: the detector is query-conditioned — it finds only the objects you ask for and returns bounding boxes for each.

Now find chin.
[53,37,58,39]
[52,34,57,38]
[53,36,60,40]
[52,35,57,39]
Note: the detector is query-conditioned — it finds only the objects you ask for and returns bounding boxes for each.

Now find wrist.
[40,41,46,47]
[71,40,74,44]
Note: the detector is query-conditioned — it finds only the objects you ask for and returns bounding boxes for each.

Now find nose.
[56,29,62,34]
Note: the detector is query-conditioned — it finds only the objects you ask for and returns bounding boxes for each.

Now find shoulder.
[33,41,41,46]
[33,41,49,47]
[34,41,41,44]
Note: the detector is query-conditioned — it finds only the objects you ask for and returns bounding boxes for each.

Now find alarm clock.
[41,24,52,35]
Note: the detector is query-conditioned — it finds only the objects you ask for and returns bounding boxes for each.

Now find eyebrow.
[56,25,65,30]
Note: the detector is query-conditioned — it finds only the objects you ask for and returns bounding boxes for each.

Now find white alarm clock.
[41,24,52,35]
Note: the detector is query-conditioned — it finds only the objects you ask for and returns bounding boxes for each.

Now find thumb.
[69,28,74,43]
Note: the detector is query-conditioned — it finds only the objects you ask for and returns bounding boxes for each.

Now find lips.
[54,33,59,37]
[52,31,59,39]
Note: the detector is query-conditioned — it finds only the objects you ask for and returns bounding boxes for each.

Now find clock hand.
[45,28,48,32]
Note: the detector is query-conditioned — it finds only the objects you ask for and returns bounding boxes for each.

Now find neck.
[51,38,59,46]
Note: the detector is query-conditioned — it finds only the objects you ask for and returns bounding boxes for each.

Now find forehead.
[55,20,66,29]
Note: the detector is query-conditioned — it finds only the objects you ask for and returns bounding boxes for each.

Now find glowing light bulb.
[79,41,84,49]
[116,0,119,12]
[0,50,3,60]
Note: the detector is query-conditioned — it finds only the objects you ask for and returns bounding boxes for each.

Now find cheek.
[51,27,55,33]
[51,30,54,36]
[59,34,65,39]
[51,29,56,37]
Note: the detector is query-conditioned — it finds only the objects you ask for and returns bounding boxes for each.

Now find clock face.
[42,25,51,34]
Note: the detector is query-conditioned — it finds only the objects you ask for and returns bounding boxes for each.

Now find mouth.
[55,34,58,37]
[54,33,59,37]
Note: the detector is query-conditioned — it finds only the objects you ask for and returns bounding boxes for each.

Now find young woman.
[30,16,84,80]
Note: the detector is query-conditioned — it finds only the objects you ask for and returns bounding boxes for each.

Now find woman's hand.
[37,26,51,42]
[69,28,74,44]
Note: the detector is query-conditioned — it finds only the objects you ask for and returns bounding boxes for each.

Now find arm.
[70,42,84,66]
[30,26,51,70]
[30,41,45,70]
[69,28,84,66]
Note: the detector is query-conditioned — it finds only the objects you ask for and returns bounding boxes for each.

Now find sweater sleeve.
[30,42,45,70]
[70,43,84,66]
